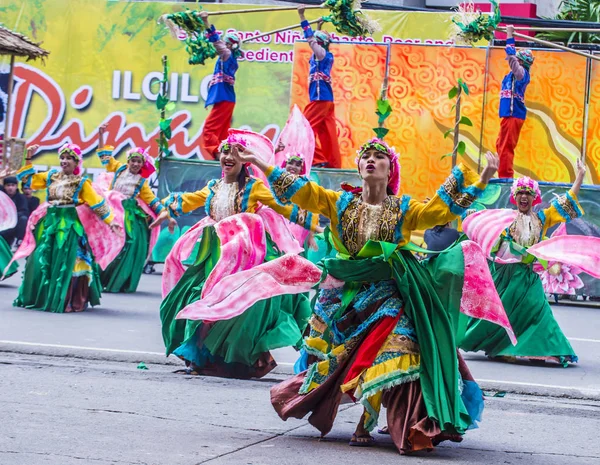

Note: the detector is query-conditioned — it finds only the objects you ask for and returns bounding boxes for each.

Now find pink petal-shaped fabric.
[201,213,267,298]
[2,202,49,277]
[0,190,17,232]
[76,190,126,270]
[287,222,310,248]
[93,172,114,194]
[256,207,304,255]
[460,240,517,345]
[274,104,315,176]
[136,198,160,260]
[528,235,600,279]
[227,128,274,185]
[462,209,517,258]
[94,171,159,260]
[162,216,216,298]
[3,195,125,275]
[551,223,567,238]
[176,253,323,322]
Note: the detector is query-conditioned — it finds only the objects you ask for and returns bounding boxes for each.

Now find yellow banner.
[1,0,595,194]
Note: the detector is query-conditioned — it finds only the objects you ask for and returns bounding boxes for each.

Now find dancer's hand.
[479,151,499,184]
[149,210,170,229]
[231,144,270,173]
[98,123,108,148]
[316,18,324,31]
[506,25,514,39]
[572,158,587,196]
[576,158,587,181]
[297,5,306,21]
[25,144,39,164]
[168,217,177,234]
[275,141,286,154]
[199,10,210,28]
[109,221,123,236]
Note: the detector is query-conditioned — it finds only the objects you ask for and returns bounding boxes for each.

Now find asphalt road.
[1,268,600,399]
[1,352,599,465]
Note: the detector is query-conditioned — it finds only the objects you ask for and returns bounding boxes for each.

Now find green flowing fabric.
[320,241,472,436]
[101,199,150,293]
[459,262,577,362]
[160,227,312,367]
[0,236,17,278]
[14,206,102,313]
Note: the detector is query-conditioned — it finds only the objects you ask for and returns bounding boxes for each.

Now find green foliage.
[321,0,378,37]
[157,57,175,161]
[538,0,600,44]
[452,0,501,44]
[373,97,392,140]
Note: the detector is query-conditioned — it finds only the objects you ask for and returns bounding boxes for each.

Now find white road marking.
[568,337,600,343]
[476,378,600,395]
[0,340,165,356]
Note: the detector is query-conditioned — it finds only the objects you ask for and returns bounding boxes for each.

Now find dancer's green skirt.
[0,236,17,278]
[101,199,149,293]
[160,226,312,378]
[14,206,102,313]
[459,262,577,366]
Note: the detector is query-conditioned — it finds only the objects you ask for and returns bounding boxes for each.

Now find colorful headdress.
[126,147,156,179]
[355,138,401,195]
[58,143,83,175]
[510,176,541,206]
[223,32,244,58]
[281,153,307,175]
[218,134,247,154]
[516,49,534,69]
[314,30,331,47]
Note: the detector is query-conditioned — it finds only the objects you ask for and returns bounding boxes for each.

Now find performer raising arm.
[198,11,244,160]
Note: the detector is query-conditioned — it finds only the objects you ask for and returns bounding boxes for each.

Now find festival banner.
[0,0,455,178]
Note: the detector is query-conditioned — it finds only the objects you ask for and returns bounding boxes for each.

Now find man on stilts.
[496,25,534,178]
[298,5,341,169]
[199,11,244,160]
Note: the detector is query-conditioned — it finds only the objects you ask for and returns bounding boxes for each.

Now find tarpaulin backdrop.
[1,0,454,177]
[1,0,598,201]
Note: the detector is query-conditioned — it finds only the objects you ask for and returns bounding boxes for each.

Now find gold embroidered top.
[16,166,114,224]
[102,157,164,214]
[266,163,487,256]
[162,177,318,232]
[501,188,584,248]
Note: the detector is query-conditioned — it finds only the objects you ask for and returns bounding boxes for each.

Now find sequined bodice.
[211,181,239,222]
[47,172,83,206]
[340,194,404,255]
[113,169,141,198]
[508,212,543,247]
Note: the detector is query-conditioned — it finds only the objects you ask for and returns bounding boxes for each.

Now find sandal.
[377,426,390,435]
[349,433,375,447]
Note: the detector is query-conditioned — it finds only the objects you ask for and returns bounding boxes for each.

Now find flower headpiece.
[58,143,83,175]
[510,176,541,206]
[218,134,247,154]
[355,138,401,195]
[281,152,306,175]
[516,49,534,70]
[126,147,156,178]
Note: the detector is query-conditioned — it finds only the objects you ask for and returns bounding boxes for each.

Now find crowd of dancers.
[0,7,597,457]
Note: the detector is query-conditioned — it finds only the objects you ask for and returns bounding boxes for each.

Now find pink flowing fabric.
[2,197,125,276]
[161,216,216,298]
[201,213,267,298]
[459,240,517,345]
[274,104,315,176]
[462,209,517,258]
[255,207,304,255]
[177,253,323,322]
[76,190,126,270]
[0,190,17,231]
[528,235,600,279]
[94,172,159,260]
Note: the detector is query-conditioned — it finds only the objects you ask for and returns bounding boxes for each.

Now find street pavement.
[2,269,600,464]
[2,269,599,399]
[1,352,599,465]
